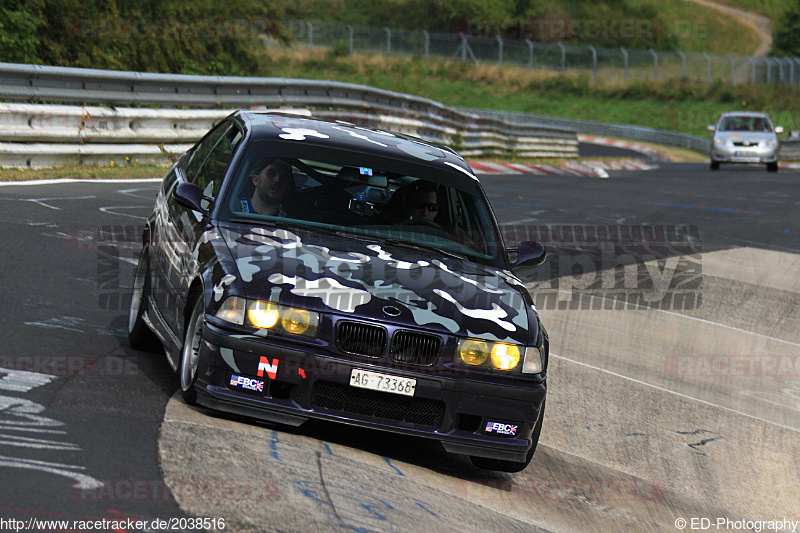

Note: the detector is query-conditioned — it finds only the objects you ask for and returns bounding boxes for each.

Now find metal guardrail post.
[459,33,467,63]
[677,51,686,78]
[620,47,628,79]
[649,49,658,80]
[727,54,735,84]
[588,45,597,82]
[558,42,566,73]
[525,39,534,69]
[784,58,791,83]
[306,22,313,48]
[423,30,429,57]
[384,27,391,54]
[747,56,756,84]
[497,35,503,67]
[347,25,354,56]
[703,52,711,84]
[765,57,772,84]
[794,58,800,85]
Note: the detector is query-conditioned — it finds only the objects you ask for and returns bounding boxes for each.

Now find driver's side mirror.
[707,124,716,132]
[508,240,546,269]
[775,126,784,134]
[173,181,212,216]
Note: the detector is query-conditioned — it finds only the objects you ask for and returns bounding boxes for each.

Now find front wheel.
[710,159,720,170]
[767,162,778,172]
[469,401,546,473]
[179,296,205,405]
[128,247,160,351]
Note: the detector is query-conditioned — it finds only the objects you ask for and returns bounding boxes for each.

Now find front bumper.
[712,145,778,164]
[195,322,546,462]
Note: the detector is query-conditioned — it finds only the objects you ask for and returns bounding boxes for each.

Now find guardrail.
[461,108,712,153]
[0,62,578,167]
[779,138,800,160]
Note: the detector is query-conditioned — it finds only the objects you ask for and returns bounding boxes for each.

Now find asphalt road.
[0,162,798,532]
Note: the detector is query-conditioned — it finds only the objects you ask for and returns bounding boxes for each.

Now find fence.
[281,21,800,87]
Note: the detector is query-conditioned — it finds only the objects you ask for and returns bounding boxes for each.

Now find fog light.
[248,301,280,329]
[490,343,521,370]
[281,307,318,336]
[459,339,489,366]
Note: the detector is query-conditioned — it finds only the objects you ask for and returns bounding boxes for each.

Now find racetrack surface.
[1,162,798,531]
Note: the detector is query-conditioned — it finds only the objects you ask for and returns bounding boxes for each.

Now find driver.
[240,158,294,216]
[404,180,439,223]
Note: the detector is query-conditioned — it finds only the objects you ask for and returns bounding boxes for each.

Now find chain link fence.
[282,21,800,87]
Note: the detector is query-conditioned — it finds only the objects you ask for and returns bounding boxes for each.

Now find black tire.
[179,295,205,405]
[469,401,546,473]
[767,162,778,172]
[128,247,161,351]
[710,159,720,170]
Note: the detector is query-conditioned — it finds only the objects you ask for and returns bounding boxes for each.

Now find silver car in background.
[708,112,783,172]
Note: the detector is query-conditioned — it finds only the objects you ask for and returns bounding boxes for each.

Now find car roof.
[719,111,772,118]
[230,111,477,180]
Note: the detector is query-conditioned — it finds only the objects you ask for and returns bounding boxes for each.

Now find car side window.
[192,125,243,200]
[184,122,231,184]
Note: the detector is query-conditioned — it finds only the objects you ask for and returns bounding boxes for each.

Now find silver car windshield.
[718,116,773,132]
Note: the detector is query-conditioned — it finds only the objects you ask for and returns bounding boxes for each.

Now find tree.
[771,0,800,56]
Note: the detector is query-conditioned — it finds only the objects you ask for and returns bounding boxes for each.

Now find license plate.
[349,369,416,397]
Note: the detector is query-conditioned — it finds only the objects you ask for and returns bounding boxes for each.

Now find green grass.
[700,0,785,19]
[0,163,166,181]
[257,50,800,140]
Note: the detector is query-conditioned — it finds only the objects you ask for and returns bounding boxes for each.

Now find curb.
[577,134,671,161]
[467,158,658,178]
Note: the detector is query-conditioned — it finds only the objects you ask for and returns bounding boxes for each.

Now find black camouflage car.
[129,112,549,472]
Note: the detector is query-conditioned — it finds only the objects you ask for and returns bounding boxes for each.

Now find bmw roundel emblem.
[382,305,401,317]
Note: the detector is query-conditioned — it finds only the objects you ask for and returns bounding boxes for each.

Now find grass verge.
[256,49,800,140]
[0,164,166,182]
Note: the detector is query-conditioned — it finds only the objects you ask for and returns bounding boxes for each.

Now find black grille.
[336,321,387,357]
[311,381,444,427]
[390,330,442,365]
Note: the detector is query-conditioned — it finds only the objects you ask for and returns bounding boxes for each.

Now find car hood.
[214,222,536,345]
[715,132,776,143]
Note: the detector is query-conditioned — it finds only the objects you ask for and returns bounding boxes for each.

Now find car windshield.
[718,115,773,132]
[217,141,505,268]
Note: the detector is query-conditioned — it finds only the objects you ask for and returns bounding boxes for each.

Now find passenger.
[403,180,440,223]
[239,159,294,216]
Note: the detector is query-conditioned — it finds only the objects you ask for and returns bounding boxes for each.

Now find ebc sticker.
[228,373,266,395]
[484,421,518,436]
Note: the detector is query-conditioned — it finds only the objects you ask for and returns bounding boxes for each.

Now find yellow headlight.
[459,339,489,366]
[282,307,313,335]
[247,301,280,329]
[490,343,521,370]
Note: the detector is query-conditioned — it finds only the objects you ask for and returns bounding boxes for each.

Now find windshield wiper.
[381,239,466,260]
[228,216,374,242]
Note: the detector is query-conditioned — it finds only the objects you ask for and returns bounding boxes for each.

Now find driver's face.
[408,191,438,221]
[254,163,290,203]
